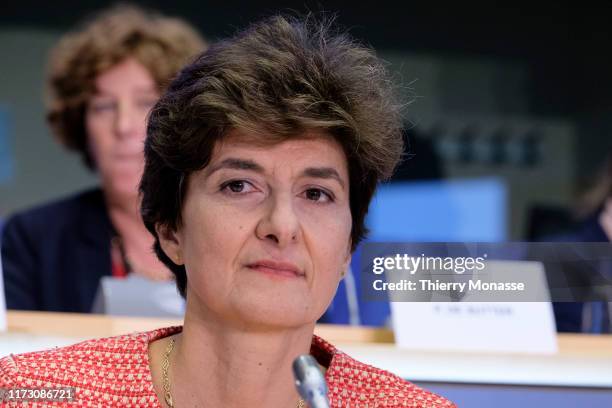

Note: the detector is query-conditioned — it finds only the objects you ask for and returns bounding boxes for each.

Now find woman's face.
[85,58,159,201]
[162,129,352,328]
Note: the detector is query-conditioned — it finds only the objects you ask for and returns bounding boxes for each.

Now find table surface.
[3,310,612,388]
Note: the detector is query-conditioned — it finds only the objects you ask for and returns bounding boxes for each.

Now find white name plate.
[390,261,558,354]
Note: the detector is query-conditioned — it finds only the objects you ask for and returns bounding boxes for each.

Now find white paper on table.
[390,261,558,354]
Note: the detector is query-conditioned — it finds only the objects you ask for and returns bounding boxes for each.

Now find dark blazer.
[1,189,114,312]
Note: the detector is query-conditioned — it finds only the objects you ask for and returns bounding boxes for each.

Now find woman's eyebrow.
[205,159,345,189]
[301,167,345,190]
[92,85,157,97]
[206,158,265,177]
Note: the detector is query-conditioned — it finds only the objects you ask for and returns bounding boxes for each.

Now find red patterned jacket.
[0,326,455,407]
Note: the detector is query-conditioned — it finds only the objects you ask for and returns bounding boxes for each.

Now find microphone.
[292,355,330,408]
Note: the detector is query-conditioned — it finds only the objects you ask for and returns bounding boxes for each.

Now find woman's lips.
[113,152,144,161]
[246,260,305,278]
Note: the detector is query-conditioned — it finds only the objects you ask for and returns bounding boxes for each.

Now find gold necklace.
[161,338,306,408]
[162,338,175,407]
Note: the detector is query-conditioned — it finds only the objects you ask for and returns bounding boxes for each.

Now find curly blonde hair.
[46,4,206,168]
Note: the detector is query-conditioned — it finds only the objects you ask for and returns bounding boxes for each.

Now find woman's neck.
[104,191,171,280]
[104,188,141,223]
[167,302,315,407]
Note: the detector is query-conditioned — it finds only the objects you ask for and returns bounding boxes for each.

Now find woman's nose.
[255,193,301,248]
[114,102,140,139]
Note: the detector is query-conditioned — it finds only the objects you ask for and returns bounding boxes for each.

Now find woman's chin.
[104,178,141,200]
[229,295,320,329]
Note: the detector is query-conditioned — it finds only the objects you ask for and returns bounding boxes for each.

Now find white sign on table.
[390,261,558,354]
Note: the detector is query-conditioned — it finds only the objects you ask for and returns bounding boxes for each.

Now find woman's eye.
[221,180,255,194]
[304,188,333,203]
[90,101,116,113]
[137,99,158,110]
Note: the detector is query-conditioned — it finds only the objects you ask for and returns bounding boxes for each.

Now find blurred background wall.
[0,0,608,240]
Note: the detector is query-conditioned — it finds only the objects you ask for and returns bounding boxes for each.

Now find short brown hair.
[141,15,404,297]
[46,4,206,168]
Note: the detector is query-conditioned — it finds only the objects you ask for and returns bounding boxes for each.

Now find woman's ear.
[156,223,184,265]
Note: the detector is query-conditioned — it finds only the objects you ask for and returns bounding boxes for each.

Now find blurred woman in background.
[0,5,206,312]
